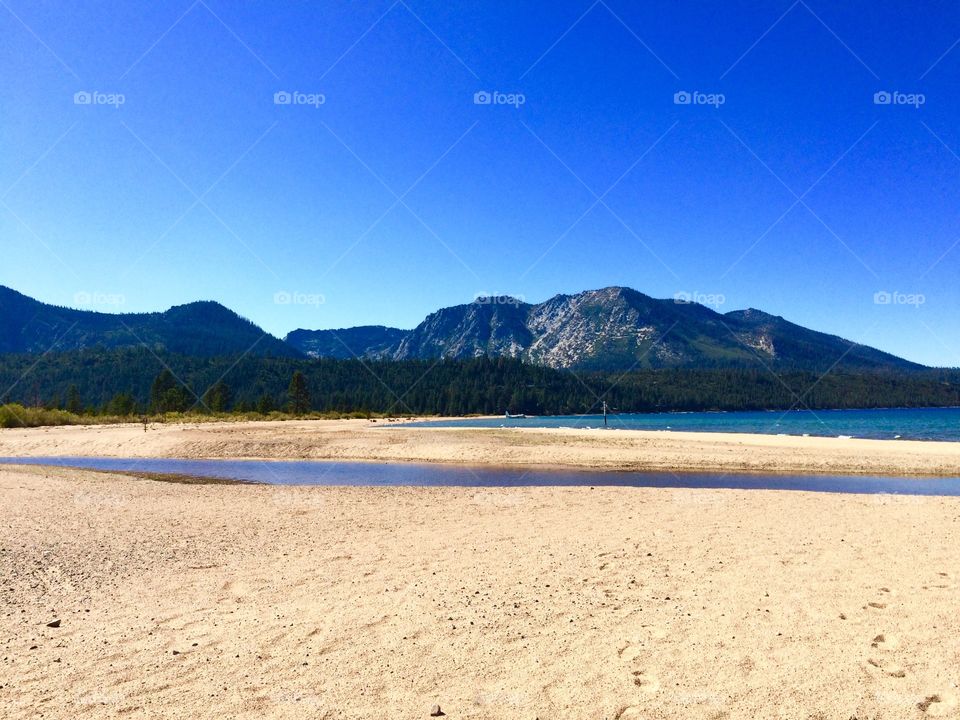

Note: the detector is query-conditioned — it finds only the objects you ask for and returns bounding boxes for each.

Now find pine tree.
[105,393,136,416]
[287,371,310,414]
[66,384,82,414]
[202,381,232,412]
[150,370,190,413]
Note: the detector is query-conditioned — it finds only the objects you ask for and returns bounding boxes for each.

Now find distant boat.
[504,411,526,419]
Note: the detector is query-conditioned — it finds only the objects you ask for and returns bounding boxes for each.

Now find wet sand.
[3,418,960,476]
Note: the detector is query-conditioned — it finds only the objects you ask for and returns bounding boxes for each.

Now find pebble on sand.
[430,704,444,716]
[46,619,61,628]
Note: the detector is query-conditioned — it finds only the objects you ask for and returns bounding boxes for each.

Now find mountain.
[287,287,923,372]
[285,326,407,359]
[393,297,532,360]
[0,286,299,358]
[721,308,911,372]
[1,285,924,372]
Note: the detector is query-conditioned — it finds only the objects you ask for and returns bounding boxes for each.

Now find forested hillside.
[1,348,957,417]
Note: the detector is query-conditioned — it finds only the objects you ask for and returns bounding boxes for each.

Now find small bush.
[0,405,392,429]
[0,404,83,428]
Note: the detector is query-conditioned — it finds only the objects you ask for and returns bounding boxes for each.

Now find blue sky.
[3,0,960,366]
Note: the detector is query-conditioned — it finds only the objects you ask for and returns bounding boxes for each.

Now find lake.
[405,407,960,441]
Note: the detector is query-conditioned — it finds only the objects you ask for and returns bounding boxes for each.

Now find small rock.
[172,650,180,655]
[46,619,61,628]
[430,704,444,716]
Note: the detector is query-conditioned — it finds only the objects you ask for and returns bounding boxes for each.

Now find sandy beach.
[4,421,960,718]
[2,463,959,719]
[3,418,960,476]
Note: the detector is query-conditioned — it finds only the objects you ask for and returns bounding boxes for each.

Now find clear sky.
[3,1,960,366]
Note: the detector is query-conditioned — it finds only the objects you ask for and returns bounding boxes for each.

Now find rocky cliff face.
[393,298,532,360]
[286,286,921,372]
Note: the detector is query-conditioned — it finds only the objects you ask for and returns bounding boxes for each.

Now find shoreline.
[4,418,960,477]
[403,414,960,444]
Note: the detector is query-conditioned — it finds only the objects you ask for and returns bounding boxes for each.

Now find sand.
[2,463,960,719]
[3,418,960,476]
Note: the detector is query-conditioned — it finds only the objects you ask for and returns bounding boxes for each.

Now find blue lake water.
[3,456,960,497]
[406,407,960,441]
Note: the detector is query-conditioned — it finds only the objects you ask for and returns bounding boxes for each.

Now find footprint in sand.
[221,579,249,599]
[631,670,660,692]
[619,644,660,694]
[924,573,954,590]
[870,633,899,650]
[918,692,959,716]
[862,587,893,610]
[867,657,906,678]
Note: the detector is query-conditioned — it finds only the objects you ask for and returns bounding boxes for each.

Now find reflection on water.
[2,456,960,497]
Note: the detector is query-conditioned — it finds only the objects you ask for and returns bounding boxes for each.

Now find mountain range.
[285,287,921,372]
[0,284,924,372]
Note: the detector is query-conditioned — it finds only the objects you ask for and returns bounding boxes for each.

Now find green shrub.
[0,404,83,428]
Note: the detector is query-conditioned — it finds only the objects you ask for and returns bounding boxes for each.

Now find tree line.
[1,347,960,417]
